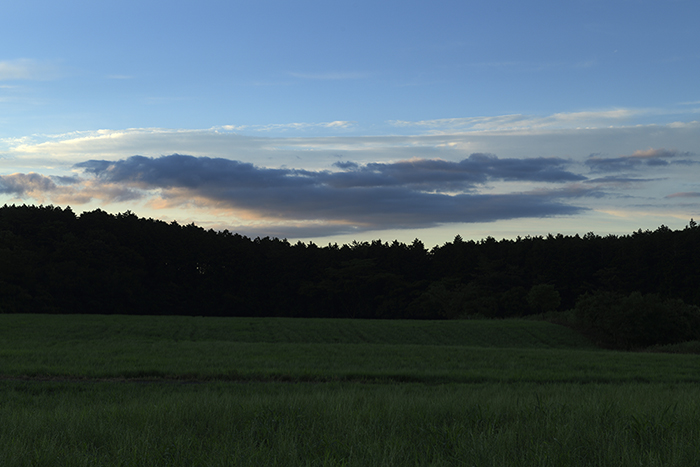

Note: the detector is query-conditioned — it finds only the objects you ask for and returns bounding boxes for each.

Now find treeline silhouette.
[1,204,699,321]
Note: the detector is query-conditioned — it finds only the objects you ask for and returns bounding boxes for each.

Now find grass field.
[1,314,700,466]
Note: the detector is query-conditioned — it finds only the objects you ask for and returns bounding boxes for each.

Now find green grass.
[4,340,700,384]
[2,380,700,466]
[1,314,595,347]
[2,314,699,383]
[1,314,700,466]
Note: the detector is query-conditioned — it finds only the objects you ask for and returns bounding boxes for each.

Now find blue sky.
[1,0,699,246]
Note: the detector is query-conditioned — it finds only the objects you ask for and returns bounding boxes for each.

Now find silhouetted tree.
[527,284,561,314]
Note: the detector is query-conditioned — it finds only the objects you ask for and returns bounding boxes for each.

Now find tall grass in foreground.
[3,315,700,465]
[2,381,700,466]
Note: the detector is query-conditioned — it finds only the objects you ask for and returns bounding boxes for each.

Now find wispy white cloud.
[145,96,191,105]
[464,60,551,71]
[3,118,700,177]
[464,58,598,73]
[665,192,700,199]
[219,121,355,133]
[574,59,598,69]
[389,109,644,133]
[0,59,61,81]
[288,71,370,80]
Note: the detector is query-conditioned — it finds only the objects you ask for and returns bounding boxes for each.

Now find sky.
[1,0,699,247]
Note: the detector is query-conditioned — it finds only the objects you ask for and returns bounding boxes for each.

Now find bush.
[527,284,561,314]
[646,340,700,354]
[574,291,700,349]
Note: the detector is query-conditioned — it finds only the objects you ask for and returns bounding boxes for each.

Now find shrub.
[574,291,700,349]
[527,284,561,314]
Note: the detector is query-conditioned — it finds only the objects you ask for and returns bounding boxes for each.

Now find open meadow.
[1,314,700,466]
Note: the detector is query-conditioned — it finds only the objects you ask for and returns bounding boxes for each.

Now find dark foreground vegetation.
[1,204,700,349]
[2,314,700,466]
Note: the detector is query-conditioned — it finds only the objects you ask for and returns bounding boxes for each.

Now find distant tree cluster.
[1,205,699,337]
[574,291,700,350]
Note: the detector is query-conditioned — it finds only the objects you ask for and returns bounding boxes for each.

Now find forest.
[1,204,699,348]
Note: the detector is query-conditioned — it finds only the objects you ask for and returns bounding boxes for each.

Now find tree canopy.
[1,204,699,325]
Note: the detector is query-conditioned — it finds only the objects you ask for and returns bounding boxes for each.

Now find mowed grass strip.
[1,314,699,383]
[3,341,700,383]
[0,314,594,347]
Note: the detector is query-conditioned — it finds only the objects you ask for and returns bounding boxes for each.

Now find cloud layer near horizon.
[1,118,698,240]
[0,153,593,234]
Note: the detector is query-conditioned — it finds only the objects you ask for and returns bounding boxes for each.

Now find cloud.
[585,175,657,184]
[388,109,642,133]
[333,161,359,170]
[524,184,607,199]
[0,59,61,81]
[0,173,57,196]
[66,153,587,232]
[4,120,699,174]
[3,118,699,238]
[288,71,369,80]
[325,154,585,190]
[665,192,700,198]
[219,121,355,133]
[0,172,141,205]
[0,153,587,235]
[585,148,697,172]
[75,153,584,192]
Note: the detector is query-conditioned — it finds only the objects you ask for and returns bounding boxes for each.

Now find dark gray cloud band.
[327,153,585,190]
[586,149,698,173]
[76,152,584,190]
[71,153,587,230]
